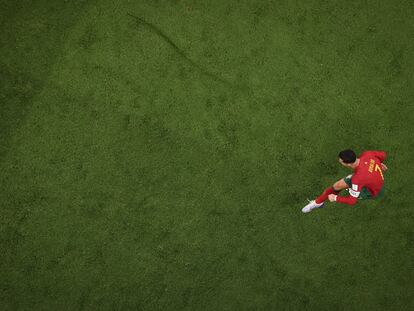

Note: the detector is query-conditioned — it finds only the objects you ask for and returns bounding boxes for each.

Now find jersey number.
[375,164,384,180]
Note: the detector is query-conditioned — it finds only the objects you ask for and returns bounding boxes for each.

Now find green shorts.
[343,175,385,200]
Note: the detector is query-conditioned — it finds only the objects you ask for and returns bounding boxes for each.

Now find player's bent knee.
[333,180,348,191]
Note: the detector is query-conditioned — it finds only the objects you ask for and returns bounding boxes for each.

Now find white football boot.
[301,199,324,213]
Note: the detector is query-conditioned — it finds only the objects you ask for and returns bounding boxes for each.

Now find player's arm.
[367,150,388,171]
[368,150,387,162]
[334,194,358,205]
[328,183,361,205]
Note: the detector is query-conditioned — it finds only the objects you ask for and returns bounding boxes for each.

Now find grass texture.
[1,0,413,310]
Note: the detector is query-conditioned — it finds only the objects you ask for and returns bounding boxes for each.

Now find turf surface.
[1,0,413,310]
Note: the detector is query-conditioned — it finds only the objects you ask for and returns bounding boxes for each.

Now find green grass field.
[1,0,413,310]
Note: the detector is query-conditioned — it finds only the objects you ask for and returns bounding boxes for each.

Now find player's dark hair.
[339,149,357,163]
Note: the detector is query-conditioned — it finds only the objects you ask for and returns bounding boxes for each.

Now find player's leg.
[317,175,352,203]
[302,175,351,213]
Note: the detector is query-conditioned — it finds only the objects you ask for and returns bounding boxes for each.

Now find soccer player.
[302,149,387,213]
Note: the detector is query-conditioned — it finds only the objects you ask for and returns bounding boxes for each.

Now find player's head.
[338,149,357,167]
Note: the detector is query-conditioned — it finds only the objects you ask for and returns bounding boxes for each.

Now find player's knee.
[333,181,345,191]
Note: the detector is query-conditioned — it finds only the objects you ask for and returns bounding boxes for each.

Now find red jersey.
[336,150,386,205]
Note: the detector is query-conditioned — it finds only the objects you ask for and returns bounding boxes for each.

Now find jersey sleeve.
[365,150,387,162]
[336,194,358,205]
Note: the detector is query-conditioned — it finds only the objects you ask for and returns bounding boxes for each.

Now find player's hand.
[328,194,337,202]
[381,163,388,172]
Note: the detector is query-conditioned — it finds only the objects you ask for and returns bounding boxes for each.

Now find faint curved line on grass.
[127,13,232,87]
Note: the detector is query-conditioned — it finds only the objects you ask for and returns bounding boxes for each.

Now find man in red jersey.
[302,149,388,213]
